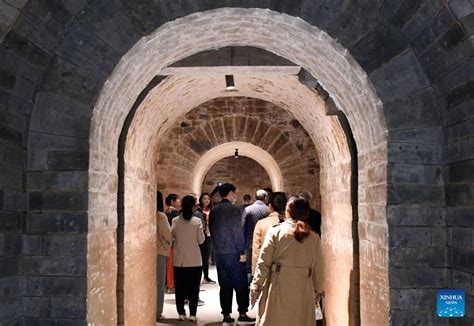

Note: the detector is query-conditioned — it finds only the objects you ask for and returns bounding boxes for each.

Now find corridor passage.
[158,266,257,325]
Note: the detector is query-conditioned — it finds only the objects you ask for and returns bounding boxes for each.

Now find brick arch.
[0,1,466,325]
[96,9,380,325]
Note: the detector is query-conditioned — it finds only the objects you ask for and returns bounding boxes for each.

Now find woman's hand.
[250,289,261,306]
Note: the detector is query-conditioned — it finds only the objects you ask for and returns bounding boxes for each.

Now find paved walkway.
[158,266,257,325]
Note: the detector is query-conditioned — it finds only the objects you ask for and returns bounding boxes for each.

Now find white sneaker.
[189,316,197,322]
[179,314,187,321]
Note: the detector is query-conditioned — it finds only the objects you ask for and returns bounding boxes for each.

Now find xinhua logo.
[437,289,465,317]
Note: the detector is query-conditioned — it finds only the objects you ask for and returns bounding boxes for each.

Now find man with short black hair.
[209,183,255,324]
[242,194,252,208]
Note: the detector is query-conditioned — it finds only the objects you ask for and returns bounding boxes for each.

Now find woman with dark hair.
[171,195,205,322]
[250,196,324,326]
[197,193,216,284]
[251,192,287,275]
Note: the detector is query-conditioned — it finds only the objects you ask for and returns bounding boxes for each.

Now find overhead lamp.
[225,75,235,90]
[234,148,239,158]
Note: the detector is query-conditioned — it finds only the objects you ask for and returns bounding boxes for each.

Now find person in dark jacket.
[242,189,270,277]
[209,183,255,325]
[297,191,322,237]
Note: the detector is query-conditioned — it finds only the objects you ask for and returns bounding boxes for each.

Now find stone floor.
[158,266,257,325]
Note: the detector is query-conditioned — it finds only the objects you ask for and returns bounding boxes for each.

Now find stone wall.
[0,1,472,325]
[202,156,272,206]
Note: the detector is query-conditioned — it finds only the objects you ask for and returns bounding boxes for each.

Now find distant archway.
[192,141,284,195]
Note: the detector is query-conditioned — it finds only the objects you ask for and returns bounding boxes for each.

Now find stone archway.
[88,8,387,326]
[192,141,284,195]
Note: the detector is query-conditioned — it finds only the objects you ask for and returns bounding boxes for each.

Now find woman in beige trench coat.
[250,196,324,326]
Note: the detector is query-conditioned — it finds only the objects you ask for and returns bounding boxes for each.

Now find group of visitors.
[155,183,324,325]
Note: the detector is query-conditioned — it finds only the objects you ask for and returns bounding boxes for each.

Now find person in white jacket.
[171,195,205,322]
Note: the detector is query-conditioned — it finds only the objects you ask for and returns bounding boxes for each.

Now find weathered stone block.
[390,247,446,268]
[387,205,446,226]
[0,233,21,256]
[79,0,141,54]
[0,190,25,212]
[388,163,442,185]
[388,184,444,205]
[0,1,20,26]
[42,276,86,297]
[41,297,86,319]
[25,212,87,234]
[390,288,435,310]
[40,56,102,106]
[0,276,23,297]
[370,50,430,103]
[449,247,474,273]
[24,296,42,317]
[0,297,22,323]
[448,227,474,250]
[27,150,48,171]
[25,276,42,296]
[0,211,22,232]
[390,267,447,288]
[22,234,42,256]
[30,93,91,139]
[42,234,86,256]
[446,183,474,206]
[388,142,442,165]
[0,255,22,277]
[28,171,88,192]
[389,226,432,248]
[47,151,89,171]
[56,20,120,76]
[28,191,87,212]
[28,131,88,151]
[447,206,474,227]
[24,256,86,276]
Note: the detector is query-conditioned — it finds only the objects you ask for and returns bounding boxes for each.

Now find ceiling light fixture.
[225,75,235,90]
[234,148,239,158]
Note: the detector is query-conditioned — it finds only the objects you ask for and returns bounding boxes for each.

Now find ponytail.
[286,196,311,243]
[294,220,311,243]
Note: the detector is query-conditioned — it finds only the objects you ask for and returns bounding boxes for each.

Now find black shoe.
[237,314,256,323]
[204,277,216,284]
[223,315,235,324]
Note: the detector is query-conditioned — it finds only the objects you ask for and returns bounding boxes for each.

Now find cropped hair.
[218,183,236,198]
[165,193,179,207]
[269,192,287,216]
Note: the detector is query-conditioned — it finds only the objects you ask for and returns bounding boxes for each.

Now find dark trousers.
[215,254,249,316]
[200,236,212,279]
[173,266,202,316]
